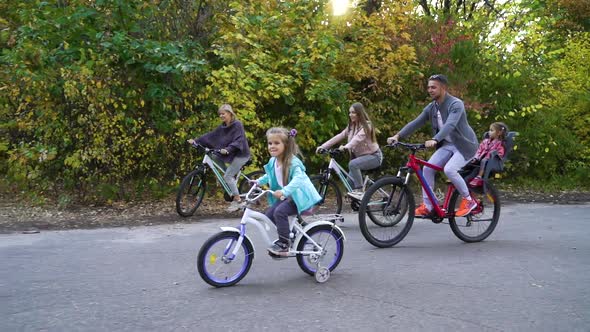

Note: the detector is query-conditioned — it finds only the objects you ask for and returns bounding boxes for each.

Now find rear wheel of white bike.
[296,224,344,276]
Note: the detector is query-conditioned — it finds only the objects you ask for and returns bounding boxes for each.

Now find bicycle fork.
[223,224,247,261]
[382,171,412,215]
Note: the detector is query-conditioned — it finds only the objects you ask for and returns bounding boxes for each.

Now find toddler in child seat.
[467,122,508,187]
[254,127,322,256]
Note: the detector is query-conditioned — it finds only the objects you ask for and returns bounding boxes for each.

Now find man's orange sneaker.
[456,198,478,217]
[415,203,431,217]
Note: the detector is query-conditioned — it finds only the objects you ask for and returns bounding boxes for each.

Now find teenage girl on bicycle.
[187,104,251,211]
[254,127,322,256]
[316,102,382,200]
[387,74,479,217]
[466,122,509,187]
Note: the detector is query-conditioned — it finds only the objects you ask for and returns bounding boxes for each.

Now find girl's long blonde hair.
[347,102,377,143]
[266,127,301,183]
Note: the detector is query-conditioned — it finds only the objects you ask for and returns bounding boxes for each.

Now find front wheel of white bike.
[197,231,254,287]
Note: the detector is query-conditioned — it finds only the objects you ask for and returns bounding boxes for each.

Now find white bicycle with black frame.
[197,184,346,287]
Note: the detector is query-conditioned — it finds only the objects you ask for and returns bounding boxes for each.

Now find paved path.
[1,203,589,331]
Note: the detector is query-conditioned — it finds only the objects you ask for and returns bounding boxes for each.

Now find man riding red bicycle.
[387,74,479,218]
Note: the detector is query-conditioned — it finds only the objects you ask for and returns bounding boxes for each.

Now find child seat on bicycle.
[464,122,514,187]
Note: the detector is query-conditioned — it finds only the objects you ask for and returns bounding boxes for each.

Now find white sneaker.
[347,190,364,201]
[226,201,244,212]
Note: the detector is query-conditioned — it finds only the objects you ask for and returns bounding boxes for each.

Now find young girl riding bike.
[255,127,322,256]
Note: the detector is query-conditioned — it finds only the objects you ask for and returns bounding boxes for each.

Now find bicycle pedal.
[267,250,292,259]
[415,212,439,221]
[430,217,443,224]
[268,252,288,260]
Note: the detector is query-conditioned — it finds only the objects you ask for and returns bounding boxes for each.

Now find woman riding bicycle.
[387,74,479,218]
[187,104,251,211]
[317,102,382,200]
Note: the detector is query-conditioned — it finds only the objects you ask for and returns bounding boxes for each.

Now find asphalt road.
[1,203,589,331]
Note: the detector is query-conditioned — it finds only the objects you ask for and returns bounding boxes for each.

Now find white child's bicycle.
[197,184,346,287]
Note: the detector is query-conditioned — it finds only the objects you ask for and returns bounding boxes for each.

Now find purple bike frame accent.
[223,224,247,260]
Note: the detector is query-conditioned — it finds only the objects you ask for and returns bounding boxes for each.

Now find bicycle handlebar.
[190,142,222,155]
[316,147,345,157]
[386,142,427,151]
[244,184,285,203]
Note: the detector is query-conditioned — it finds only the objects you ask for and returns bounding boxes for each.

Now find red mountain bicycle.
[358,142,500,248]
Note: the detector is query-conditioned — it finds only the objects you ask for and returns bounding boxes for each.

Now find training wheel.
[315,266,330,283]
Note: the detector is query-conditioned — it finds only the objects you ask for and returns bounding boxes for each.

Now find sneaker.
[267,240,290,256]
[456,198,478,217]
[414,203,431,217]
[347,190,364,201]
[469,176,484,187]
[226,200,244,212]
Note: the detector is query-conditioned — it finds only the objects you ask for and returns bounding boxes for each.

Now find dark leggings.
[265,199,298,243]
[463,159,488,180]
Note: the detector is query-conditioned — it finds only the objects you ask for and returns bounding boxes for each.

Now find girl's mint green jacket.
[257,156,321,213]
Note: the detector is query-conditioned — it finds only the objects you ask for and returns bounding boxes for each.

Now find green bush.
[1,1,588,207]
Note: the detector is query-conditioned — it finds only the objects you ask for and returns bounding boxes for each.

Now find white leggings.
[422,144,472,210]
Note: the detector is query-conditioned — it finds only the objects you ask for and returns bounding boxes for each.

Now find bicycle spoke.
[310,175,342,215]
[176,170,206,217]
[359,177,414,248]
[296,225,344,275]
[448,182,501,242]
